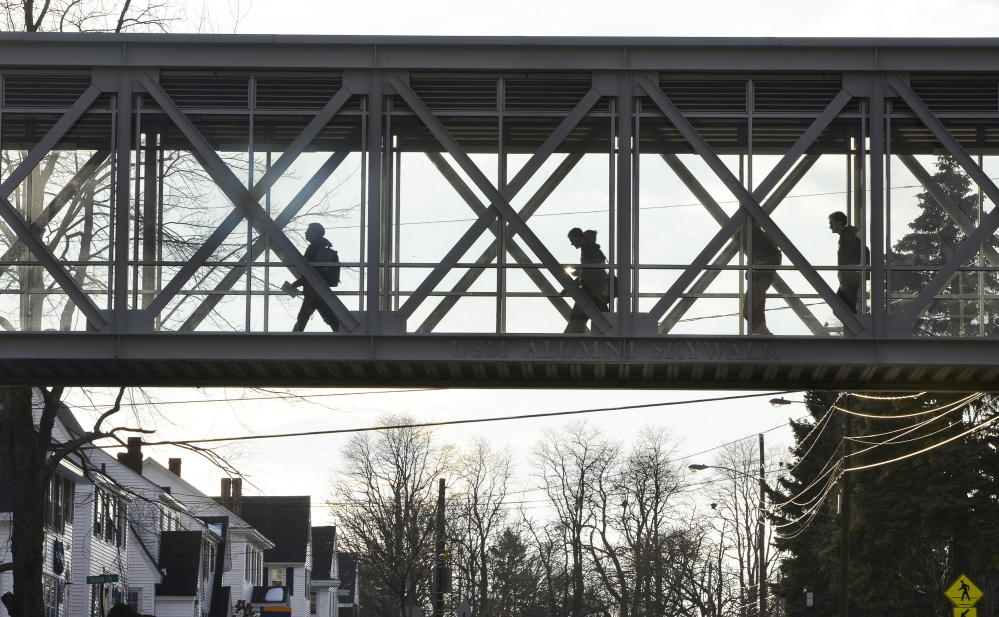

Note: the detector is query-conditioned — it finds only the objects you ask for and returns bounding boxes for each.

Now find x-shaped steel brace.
[0,84,109,330]
[889,75,999,328]
[415,152,581,332]
[0,150,110,281]
[138,72,360,332]
[637,75,865,336]
[389,74,612,333]
[179,151,352,331]
[659,153,829,335]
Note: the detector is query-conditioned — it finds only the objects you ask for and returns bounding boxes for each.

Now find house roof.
[337,552,358,600]
[311,526,337,580]
[144,458,257,529]
[237,496,310,564]
[157,530,204,596]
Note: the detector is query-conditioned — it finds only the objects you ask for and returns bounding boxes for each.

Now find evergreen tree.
[892,155,999,336]
[848,393,999,617]
[772,392,999,617]
[771,391,843,617]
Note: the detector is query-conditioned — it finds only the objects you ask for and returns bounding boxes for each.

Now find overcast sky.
[59,0,999,524]
[229,0,999,38]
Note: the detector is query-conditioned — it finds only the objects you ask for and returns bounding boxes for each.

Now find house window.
[92,487,126,547]
[45,477,74,534]
[203,541,216,581]
[270,567,284,588]
[42,575,58,617]
[310,591,317,615]
[159,507,179,533]
[126,589,141,613]
[244,546,263,584]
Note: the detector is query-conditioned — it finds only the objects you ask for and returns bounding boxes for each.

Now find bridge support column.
[113,68,134,334]
[616,71,635,336]
[365,70,385,334]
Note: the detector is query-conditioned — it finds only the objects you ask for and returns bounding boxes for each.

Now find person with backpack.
[290,222,340,332]
[744,218,782,335]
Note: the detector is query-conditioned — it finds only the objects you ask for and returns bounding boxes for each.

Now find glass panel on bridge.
[889,94,999,337]
[391,75,614,334]
[637,79,863,337]
[132,75,365,333]
[0,105,113,331]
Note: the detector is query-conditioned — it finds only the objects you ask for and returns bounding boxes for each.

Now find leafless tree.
[705,439,780,617]
[332,413,454,617]
[449,438,513,617]
[533,421,618,617]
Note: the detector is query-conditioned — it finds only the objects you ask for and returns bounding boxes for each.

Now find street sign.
[86,574,119,584]
[945,575,983,608]
[954,608,977,617]
[806,592,813,607]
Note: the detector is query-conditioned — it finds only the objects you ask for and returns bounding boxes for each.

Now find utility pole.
[838,405,852,617]
[758,432,766,617]
[433,478,447,617]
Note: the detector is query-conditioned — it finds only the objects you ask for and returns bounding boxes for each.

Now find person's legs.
[564,303,588,333]
[750,275,772,334]
[316,298,340,332]
[837,285,859,314]
[293,292,318,331]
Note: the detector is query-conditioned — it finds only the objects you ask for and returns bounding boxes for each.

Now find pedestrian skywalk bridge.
[3,35,999,390]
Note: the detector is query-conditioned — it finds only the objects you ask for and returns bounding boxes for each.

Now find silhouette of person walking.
[290,222,340,332]
[564,227,609,333]
[828,210,864,314]
[744,219,781,335]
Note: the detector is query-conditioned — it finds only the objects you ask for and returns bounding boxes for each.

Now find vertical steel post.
[113,69,134,331]
[869,74,887,337]
[365,71,384,332]
[616,71,633,333]
[497,77,507,334]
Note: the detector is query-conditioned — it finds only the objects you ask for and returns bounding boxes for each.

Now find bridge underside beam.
[1,333,996,391]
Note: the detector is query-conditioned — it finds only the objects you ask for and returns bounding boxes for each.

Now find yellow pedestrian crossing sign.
[945,575,983,608]
[954,608,976,617]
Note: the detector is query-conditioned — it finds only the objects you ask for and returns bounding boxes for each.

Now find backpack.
[313,245,340,287]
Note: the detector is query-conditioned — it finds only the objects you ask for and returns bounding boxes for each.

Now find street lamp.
[689,433,767,617]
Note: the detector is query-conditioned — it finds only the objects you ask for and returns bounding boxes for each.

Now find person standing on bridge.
[744,218,781,335]
[828,211,865,314]
[564,227,609,333]
[290,222,340,332]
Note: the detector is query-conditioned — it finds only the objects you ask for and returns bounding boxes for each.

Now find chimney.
[231,478,242,517]
[168,458,182,477]
[221,478,232,511]
[116,437,144,475]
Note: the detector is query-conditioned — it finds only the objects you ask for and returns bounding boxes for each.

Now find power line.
[844,404,999,473]
[130,390,795,447]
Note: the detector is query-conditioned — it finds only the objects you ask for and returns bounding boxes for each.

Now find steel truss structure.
[5,35,999,389]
